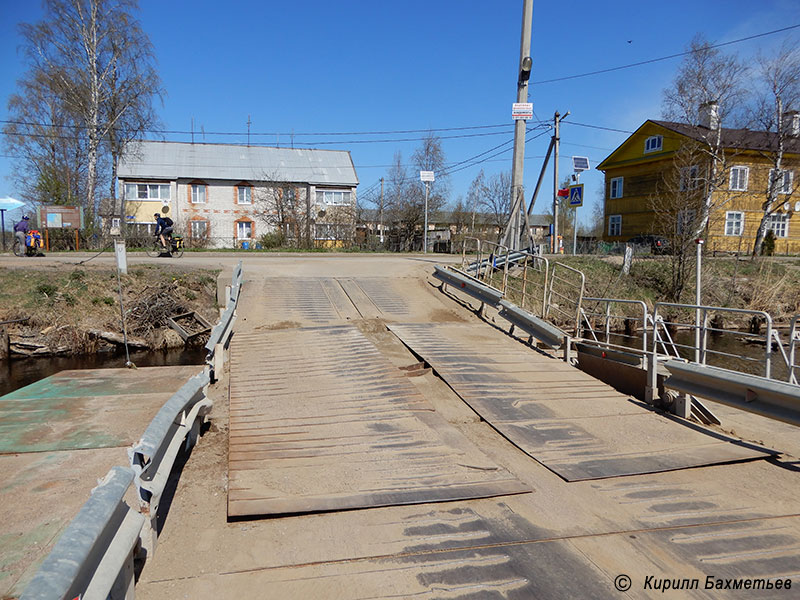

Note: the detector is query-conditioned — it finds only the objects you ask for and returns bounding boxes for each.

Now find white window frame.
[679,166,699,191]
[111,217,121,229]
[729,166,749,191]
[190,220,208,238]
[238,186,252,205]
[644,135,663,153]
[609,177,623,199]
[191,184,206,204]
[766,213,789,238]
[316,189,351,206]
[724,211,744,236]
[236,220,253,240]
[124,182,171,202]
[608,214,622,236]
[771,169,794,195]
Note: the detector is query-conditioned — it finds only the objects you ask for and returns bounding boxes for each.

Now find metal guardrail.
[128,370,211,552]
[580,298,650,354]
[663,360,800,426]
[433,265,504,312]
[498,299,565,349]
[21,466,144,600]
[460,237,510,291]
[503,252,549,319]
[545,262,585,336]
[205,261,243,381]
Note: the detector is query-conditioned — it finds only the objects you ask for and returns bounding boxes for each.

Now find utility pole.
[509,0,534,250]
[379,177,384,244]
[552,111,568,253]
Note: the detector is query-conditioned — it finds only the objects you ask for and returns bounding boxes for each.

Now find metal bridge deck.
[0,366,202,599]
[388,322,771,481]
[227,325,529,517]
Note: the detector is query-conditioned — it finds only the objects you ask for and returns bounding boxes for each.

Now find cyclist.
[14,215,30,255]
[153,213,174,251]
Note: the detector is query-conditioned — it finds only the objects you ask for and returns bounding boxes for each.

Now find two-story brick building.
[116,141,358,248]
[597,107,800,254]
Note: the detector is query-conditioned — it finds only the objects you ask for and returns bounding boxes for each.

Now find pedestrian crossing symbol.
[568,184,584,207]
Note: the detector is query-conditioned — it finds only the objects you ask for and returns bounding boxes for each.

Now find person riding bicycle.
[14,215,30,255]
[153,213,174,250]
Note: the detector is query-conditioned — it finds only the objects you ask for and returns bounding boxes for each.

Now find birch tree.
[14,0,162,222]
[747,44,800,256]
[662,35,747,237]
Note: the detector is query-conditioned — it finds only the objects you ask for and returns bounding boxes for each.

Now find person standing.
[14,215,30,255]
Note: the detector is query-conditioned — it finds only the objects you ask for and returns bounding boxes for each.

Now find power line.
[532,24,800,85]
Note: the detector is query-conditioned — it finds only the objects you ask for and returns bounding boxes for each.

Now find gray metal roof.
[117,141,359,186]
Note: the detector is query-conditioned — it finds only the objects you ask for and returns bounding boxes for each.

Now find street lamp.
[419,171,435,253]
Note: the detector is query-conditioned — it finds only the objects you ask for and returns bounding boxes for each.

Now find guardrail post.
[562,335,572,363]
[645,351,658,405]
[673,391,692,419]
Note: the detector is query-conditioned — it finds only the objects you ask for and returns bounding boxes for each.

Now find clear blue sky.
[1,0,799,227]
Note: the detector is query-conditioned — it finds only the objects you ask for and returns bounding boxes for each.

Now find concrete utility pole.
[509,0,534,250]
[553,111,561,253]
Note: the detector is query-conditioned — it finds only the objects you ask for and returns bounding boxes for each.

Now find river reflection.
[0,346,206,397]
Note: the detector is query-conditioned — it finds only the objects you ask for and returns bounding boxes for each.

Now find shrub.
[259,231,285,249]
[35,283,58,296]
[761,230,776,256]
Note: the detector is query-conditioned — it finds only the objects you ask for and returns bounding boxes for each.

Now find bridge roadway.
[133,255,800,599]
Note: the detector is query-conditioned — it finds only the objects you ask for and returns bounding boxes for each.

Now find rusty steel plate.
[389,323,771,481]
[227,325,529,517]
[0,366,202,454]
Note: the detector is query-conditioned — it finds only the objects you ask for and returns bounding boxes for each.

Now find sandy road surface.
[116,254,800,599]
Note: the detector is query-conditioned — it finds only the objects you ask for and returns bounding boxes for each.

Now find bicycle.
[146,235,184,258]
[13,236,44,257]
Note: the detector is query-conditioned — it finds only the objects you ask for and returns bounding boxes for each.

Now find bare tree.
[649,144,708,301]
[253,176,309,248]
[17,0,162,223]
[747,43,800,256]
[466,169,485,233]
[662,35,748,237]
[4,68,88,207]
[478,171,511,240]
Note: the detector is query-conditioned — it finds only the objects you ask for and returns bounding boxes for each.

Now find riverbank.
[0,263,220,359]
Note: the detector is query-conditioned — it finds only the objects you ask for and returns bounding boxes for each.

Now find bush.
[35,283,58,296]
[259,231,285,249]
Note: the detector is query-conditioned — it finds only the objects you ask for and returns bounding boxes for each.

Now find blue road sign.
[568,184,584,207]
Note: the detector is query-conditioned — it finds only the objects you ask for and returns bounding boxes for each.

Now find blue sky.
[1,0,800,227]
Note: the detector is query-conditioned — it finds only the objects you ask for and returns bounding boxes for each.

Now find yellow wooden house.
[597,113,800,254]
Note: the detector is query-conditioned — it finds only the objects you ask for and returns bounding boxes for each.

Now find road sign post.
[568,184,584,255]
[420,171,435,253]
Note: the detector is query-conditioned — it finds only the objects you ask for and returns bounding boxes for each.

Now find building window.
[111,217,121,229]
[124,182,170,201]
[771,169,793,194]
[677,209,696,235]
[236,220,253,239]
[729,167,749,191]
[190,220,208,239]
[316,189,351,206]
[237,185,252,205]
[608,214,622,236]
[644,135,663,153]
[767,213,789,238]
[609,177,623,199]
[724,211,744,236]
[680,166,699,191]
[191,184,206,204]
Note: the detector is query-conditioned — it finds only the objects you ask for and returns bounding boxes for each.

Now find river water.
[0,347,207,397]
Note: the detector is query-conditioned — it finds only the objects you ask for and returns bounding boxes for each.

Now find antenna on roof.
[201,125,205,141]
[247,115,252,147]
[191,117,194,144]
[291,128,294,149]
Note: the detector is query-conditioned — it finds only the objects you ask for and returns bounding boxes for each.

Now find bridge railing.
[579,298,650,355]
[205,260,242,382]
[128,370,211,552]
[545,261,585,336]
[503,252,549,319]
[20,467,143,600]
[460,237,509,291]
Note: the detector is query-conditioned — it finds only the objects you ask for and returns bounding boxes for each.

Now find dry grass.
[0,264,219,354]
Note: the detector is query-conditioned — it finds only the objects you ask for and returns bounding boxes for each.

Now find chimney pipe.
[782,110,800,137]
[699,101,720,130]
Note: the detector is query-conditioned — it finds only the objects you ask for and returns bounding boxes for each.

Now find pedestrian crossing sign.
[568,184,584,207]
